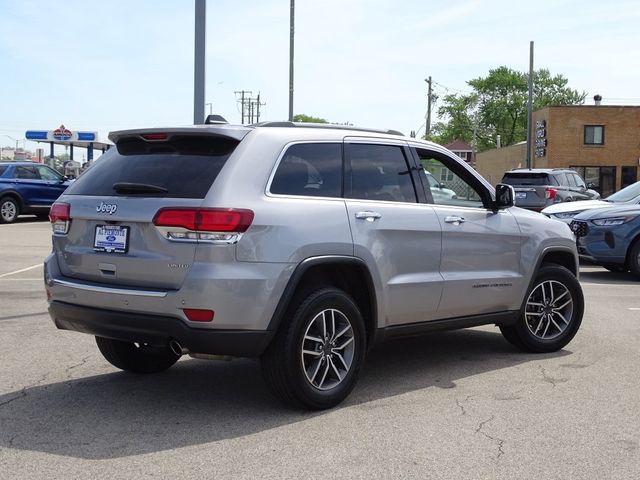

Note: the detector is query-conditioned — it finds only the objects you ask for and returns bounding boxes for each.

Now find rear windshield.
[65,135,239,198]
[501,172,551,186]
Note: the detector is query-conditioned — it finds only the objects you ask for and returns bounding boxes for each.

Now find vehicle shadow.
[579,269,638,285]
[0,328,569,459]
[7,215,49,224]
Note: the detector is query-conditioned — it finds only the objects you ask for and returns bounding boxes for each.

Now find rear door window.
[15,166,40,179]
[0,165,8,177]
[346,143,417,203]
[64,135,239,198]
[554,173,568,186]
[270,143,342,197]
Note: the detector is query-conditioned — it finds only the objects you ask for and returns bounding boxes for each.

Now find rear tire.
[0,197,19,224]
[500,264,583,353]
[261,288,366,410]
[95,336,180,373]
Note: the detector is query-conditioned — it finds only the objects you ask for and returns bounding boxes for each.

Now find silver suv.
[45,121,584,409]
[501,168,600,211]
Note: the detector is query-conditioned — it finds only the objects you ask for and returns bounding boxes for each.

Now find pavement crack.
[455,395,473,416]
[475,415,506,460]
[65,354,92,377]
[539,365,560,387]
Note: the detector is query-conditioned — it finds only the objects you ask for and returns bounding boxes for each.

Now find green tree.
[293,114,328,123]
[430,67,586,151]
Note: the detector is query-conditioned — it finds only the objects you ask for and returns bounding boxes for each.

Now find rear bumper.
[48,301,273,357]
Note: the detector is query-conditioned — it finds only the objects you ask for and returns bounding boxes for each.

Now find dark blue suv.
[571,204,640,278]
[0,162,72,223]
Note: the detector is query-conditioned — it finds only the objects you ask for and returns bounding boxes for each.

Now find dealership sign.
[535,120,547,158]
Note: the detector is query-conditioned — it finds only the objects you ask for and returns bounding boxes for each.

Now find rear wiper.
[112,182,168,194]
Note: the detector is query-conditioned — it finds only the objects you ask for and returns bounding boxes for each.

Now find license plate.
[515,192,527,199]
[94,225,129,253]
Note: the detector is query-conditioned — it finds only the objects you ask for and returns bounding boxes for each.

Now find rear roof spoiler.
[109,125,252,144]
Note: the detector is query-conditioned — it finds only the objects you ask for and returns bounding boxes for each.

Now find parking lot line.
[0,263,42,278]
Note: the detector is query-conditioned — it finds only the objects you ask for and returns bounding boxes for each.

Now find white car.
[542,181,640,223]
[424,170,457,200]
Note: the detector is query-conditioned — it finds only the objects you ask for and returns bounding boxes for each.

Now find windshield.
[606,181,640,202]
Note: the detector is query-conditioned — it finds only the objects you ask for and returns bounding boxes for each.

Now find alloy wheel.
[1,201,17,222]
[301,308,355,391]
[525,280,574,340]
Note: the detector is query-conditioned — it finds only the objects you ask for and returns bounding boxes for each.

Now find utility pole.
[235,90,252,124]
[255,93,266,123]
[425,76,433,138]
[526,41,534,169]
[193,0,206,125]
[288,0,295,121]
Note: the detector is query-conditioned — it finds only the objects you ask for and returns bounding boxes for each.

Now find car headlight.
[591,215,638,226]
[551,211,580,219]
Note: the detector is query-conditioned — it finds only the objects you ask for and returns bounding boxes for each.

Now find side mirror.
[494,183,515,210]
[587,182,596,190]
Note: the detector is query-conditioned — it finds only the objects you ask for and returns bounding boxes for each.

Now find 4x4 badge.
[96,202,117,215]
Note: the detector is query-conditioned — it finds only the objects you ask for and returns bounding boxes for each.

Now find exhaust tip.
[169,340,188,356]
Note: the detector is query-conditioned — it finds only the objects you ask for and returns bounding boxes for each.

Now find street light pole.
[288,0,295,122]
[526,41,534,169]
[193,0,206,125]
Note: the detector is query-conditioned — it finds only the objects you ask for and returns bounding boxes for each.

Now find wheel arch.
[538,248,578,276]
[267,256,378,348]
[0,190,24,208]
[518,247,579,313]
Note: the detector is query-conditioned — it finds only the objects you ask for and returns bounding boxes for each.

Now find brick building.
[476,105,640,197]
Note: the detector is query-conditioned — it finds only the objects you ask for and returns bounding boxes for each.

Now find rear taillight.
[49,202,71,234]
[545,188,557,200]
[153,208,254,243]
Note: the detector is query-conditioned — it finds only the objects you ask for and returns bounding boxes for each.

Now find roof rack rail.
[253,121,404,136]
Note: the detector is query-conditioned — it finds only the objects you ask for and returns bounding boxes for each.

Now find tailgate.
[52,131,244,289]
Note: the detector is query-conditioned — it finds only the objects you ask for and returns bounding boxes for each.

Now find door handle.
[444,215,466,224]
[355,211,382,222]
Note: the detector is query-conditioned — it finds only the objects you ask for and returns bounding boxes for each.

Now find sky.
[1,0,640,160]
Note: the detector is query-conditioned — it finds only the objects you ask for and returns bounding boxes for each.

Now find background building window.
[622,166,638,189]
[584,125,604,145]
[572,166,616,197]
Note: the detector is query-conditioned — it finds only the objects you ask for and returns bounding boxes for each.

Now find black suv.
[501,168,600,211]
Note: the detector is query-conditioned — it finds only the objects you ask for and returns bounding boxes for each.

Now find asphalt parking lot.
[0,220,638,479]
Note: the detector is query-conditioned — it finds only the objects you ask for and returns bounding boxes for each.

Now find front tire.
[95,336,180,373]
[500,265,584,353]
[261,288,366,410]
[628,240,640,279]
[0,197,19,224]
